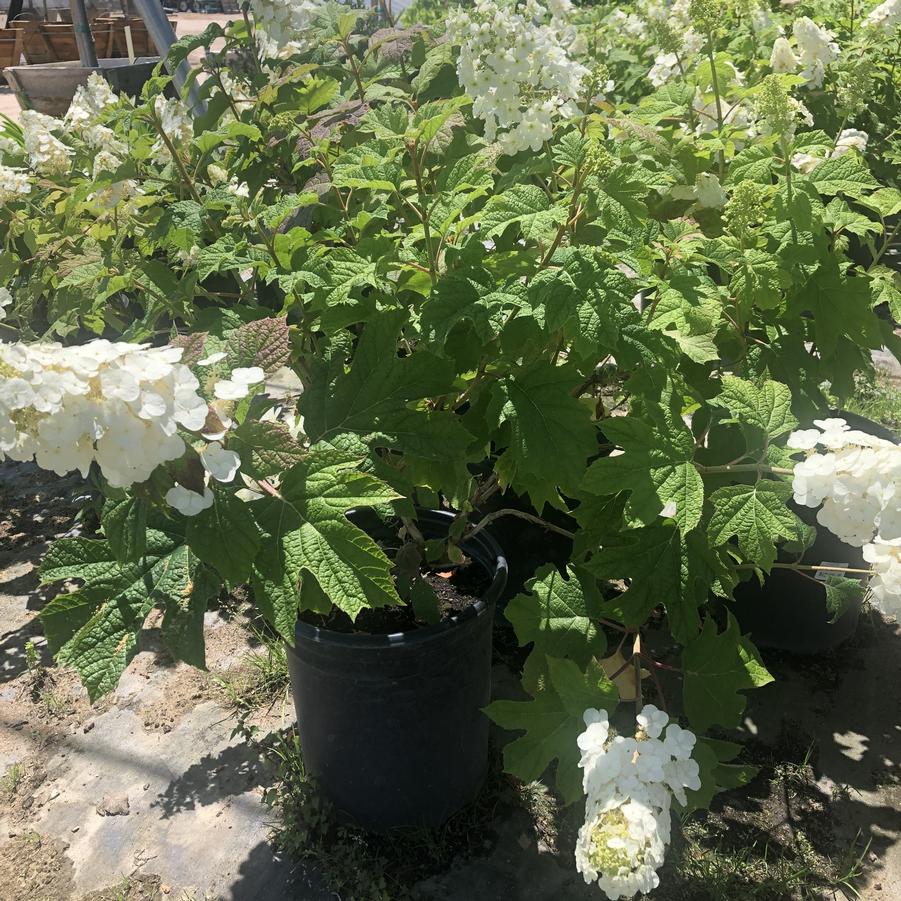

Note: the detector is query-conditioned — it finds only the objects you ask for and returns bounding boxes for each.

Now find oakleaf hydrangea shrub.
[1,2,900,897]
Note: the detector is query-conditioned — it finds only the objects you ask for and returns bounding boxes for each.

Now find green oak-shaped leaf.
[485,656,619,804]
[682,737,756,814]
[584,409,703,534]
[823,574,866,623]
[707,480,801,570]
[682,615,773,732]
[586,524,719,643]
[478,185,566,242]
[186,488,263,587]
[101,496,148,563]
[806,153,879,199]
[711,375,797,440]
[303,314,471,463]
[489,361,598,510]
[251,441,403,640]
[505,565,607,690]
[39,530,220,700]
[228,419,307,479]
[224,316,291,375]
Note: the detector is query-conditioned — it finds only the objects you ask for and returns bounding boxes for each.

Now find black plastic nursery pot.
[730,412,897,655]
[729,513,866,654]
[285,509,508,832]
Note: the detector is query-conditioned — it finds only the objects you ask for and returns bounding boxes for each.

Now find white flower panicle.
[834,127,868,156]
[863,538,901,612]
[792,17,839,88]
[694,173,727,209]
[0,339,210,488]
[0,165,31,202]
[20,110,72,177]
[865,0,901,32]
[250,0,323,52]
[65,73,119,132]
[788,418,901,615]
[769,37,799,74]
[575,706,700,900]
[608,9,647,40]
[447,0,588,156]
[152,96,194,164]
[647,32,702,87]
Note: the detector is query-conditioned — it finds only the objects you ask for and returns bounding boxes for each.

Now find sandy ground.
[0,13,238,121]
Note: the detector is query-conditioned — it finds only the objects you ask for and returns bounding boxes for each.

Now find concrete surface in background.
[0,13,237,122]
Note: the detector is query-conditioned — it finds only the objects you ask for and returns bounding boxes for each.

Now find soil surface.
[305,560,490,635]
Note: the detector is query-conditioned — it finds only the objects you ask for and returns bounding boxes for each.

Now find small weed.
[841,371,901,433]
[217,621,290,717]
[0,763,23,801]
[21,638,68,715]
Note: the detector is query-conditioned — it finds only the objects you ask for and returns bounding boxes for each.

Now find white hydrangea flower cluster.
[865,0,901,33]
[0,134,23,159]
[608,8,647,40]
[647,32,703,88]
[769,36,798,74]
[788,418,901,615]
[0,287,12,321]
[151,96,194,165]
[0,165,31,203]
[65,73,119,133]
[250,0,323,52]
[792,17,839,89]
[0,339,209,489]
[447,0,588,155]
[20,110,72,177]
[791,128,868,173]
[694,172,727,208]
[575,705,700,900]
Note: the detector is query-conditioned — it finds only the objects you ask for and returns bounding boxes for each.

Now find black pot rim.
[293,508,508,650]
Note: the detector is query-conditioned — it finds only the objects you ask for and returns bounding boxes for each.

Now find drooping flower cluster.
[447,0,588,155]
[769,36,798,74]
[791,128,868,173]
[792,17,839,88]
[865,0,901,33]
[575,706,700,899]
[0,339,209,488]
[788,418,901,614]
[0,165,30,203]
[20,110,72,177]
[65,73,119,133]
[607,8,647,40]
[151,96,194,165]
[250,0,323,53]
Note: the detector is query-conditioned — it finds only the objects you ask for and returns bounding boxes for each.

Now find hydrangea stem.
[695,462,794,476]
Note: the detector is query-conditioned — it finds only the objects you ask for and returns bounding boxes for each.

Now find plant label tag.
[815,561,849,582]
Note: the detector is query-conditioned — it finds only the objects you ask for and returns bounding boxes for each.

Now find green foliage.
[39,529,220,699]
[486,656,619,804]
[6,0,899,826]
